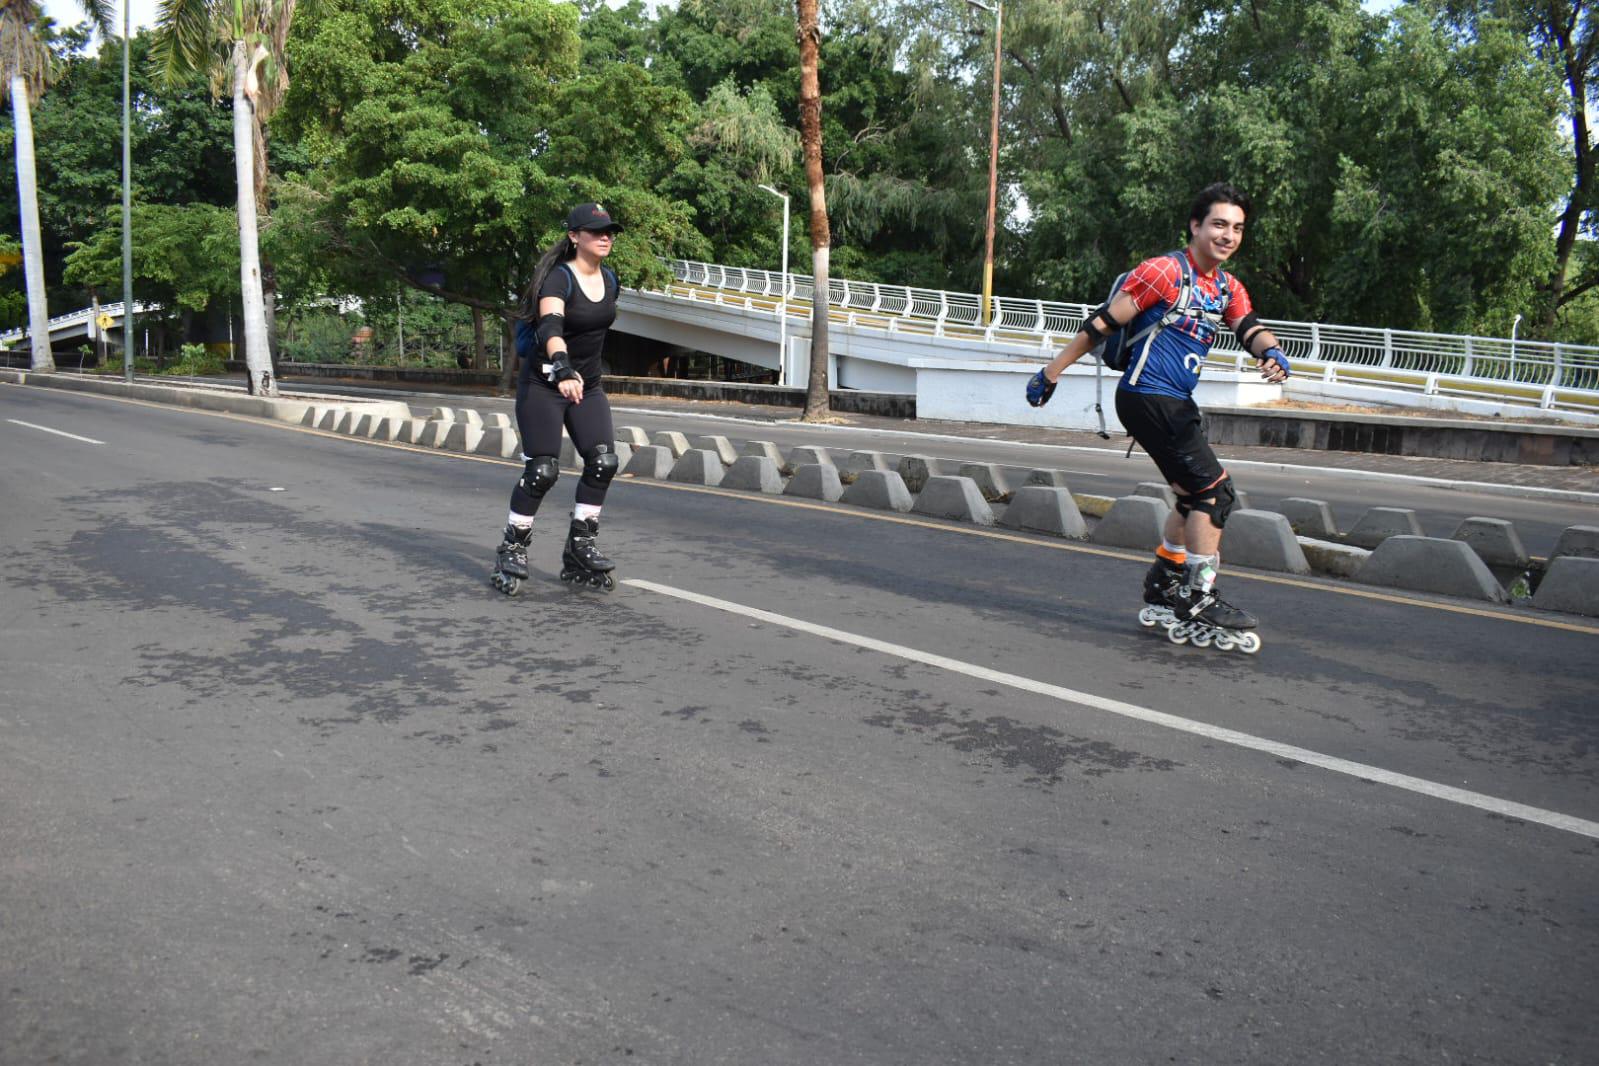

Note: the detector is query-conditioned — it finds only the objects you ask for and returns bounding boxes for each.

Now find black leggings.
[510,381,615,516]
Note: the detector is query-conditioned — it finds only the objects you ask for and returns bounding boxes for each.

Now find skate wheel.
[491,572,521,596]
[599,573,615,591]
[1166,623,1190,646]
[1235,632,1262,654]
[1190,628,1213,648]
[1212,632,1235,651]
[1138,606,1162,628]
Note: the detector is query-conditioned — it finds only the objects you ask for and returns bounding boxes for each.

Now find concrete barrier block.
[1235,488,1251,510]
[1090,496,1168,550]
[998,486,1086,538]
[1024,468,1072,489]
[612,442,634,470]
[441,422,484,453]
[1356,536,1508,602]
[1299,537,1369,579]
[475,427,521,459]
[1279,498,1337,537]
[334,410,362,435]
[651,431,691,457]
[315,408,343,431]
[668,449,725,486]
[352,413,385,438]
[845,450,893,474]
[691,435,739,466]
[911,475,995,526]
[723,455,785,494]
[421,420,454,448]
[1451,517,1529,567]
[785,446,836,474]
[559,437,578,467]
[1134,482,1177,508]
[400,418,430,445]
[1551,525,1599,561]
[958,463,1010,502]
[624,444,675,479]
[841,469,914,512]
[426,407,458,423]
[617,426,650,447]
[741,440,785,464]
[897,455,939,494]
[784,463,844,502]
[1223,510,1311,574]
[1531,556,1599,617]
[483,412,513,430]
[1347,507,1424,549]
[301,405,329,428]
[457,409,484,427]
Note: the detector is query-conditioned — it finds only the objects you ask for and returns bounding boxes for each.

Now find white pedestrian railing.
[664,259,1599,413]
[0,300,159,344]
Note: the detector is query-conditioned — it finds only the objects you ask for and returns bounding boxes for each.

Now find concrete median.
[1451,518,1529,567]
[998,486,1086,538]
[722,455,785,494]
[897,455,938,494]
[957,463,1010,503]
[1551,525,1599,561]
[1278,498,1337,538]
[911,475,995,526]
[1355,536,1508,602]
[841,469,914,512]
[651,430,690,457]
[1531,556,1599,617]
[1090,496,1167,550]
[1347,507,1424,549]
[785,463,844,502]
[668,449,725,486]
[691,435,739,465]
[1222,510,1310,574]
[624,444,675,479]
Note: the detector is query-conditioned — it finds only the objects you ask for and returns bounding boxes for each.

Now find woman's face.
[572,228,616,259]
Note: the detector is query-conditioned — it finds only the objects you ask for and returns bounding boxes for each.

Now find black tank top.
[521,262,617,391]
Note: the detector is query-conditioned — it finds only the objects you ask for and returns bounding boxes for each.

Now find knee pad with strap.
[519,455,561,497]
[1185,476,1238,529]
[581,444,619,488]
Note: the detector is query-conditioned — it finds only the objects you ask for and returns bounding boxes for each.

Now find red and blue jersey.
[1116,250,1253,400]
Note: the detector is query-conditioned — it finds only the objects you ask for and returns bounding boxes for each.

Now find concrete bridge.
[11,263,1599,431]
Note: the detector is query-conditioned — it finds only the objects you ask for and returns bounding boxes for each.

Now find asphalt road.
[3,382,1597,1066]
[266,378,1598,559]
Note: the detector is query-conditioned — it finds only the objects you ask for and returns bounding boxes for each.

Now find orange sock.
[1155,544,1187,566]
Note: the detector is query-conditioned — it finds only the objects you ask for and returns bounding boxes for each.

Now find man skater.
[1027,183,1289,652]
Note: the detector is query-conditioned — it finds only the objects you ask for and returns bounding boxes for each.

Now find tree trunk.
[232,42,275,396]
[796,0,831,421]
[1546,9,1594,331]
[11,76,54,371]
[499,314,517,392]
[472,306,488,370]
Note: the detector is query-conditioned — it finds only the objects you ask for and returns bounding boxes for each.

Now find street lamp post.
[121,0,134,381]
[1510,313,1522,382]
[759,183,790,386]
[968,0,1002,327]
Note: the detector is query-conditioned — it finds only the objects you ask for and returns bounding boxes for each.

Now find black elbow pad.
[534,312,566,352]
[1233,312,1263,349]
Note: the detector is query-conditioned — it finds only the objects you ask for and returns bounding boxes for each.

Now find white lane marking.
[624,577,1599,841]
[5,418,104,445]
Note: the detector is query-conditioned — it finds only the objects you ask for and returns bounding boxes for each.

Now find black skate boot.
[559,517,615,591]
[1167,584,1262,654]
[1137,557,1186,629]
[491,523,535,596]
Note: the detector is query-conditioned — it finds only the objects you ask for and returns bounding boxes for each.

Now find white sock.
[506,512,535,530]
[1161,539,1187,557]
[1185,554,1218,593]
[573,503,602,523]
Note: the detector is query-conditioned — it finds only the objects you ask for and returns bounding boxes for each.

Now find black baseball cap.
[567,203,622,233]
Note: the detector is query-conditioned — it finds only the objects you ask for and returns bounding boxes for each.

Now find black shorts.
[1114,389,1225,495]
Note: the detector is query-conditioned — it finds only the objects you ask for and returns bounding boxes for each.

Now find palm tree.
[795,0,832,421]
[2,1,114,371]
[152,0,296,397]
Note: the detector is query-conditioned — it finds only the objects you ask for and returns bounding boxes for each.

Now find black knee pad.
[581,444,619,488]
[518,455,560,497]
[1187,476,1238,529]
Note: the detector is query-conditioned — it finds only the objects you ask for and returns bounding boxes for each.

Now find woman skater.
[492,203,624,594]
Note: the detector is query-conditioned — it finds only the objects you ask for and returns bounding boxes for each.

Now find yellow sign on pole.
[96,314,115,331]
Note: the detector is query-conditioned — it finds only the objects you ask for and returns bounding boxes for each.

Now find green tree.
[153,0,299,396]
[2,0,112,369]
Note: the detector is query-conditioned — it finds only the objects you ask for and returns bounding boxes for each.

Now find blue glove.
[1026,368,1057,407]
[1260,346,1290,378]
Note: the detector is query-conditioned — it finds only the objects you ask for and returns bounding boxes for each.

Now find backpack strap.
[1125,251,1189,386]
[602,266,619,301]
